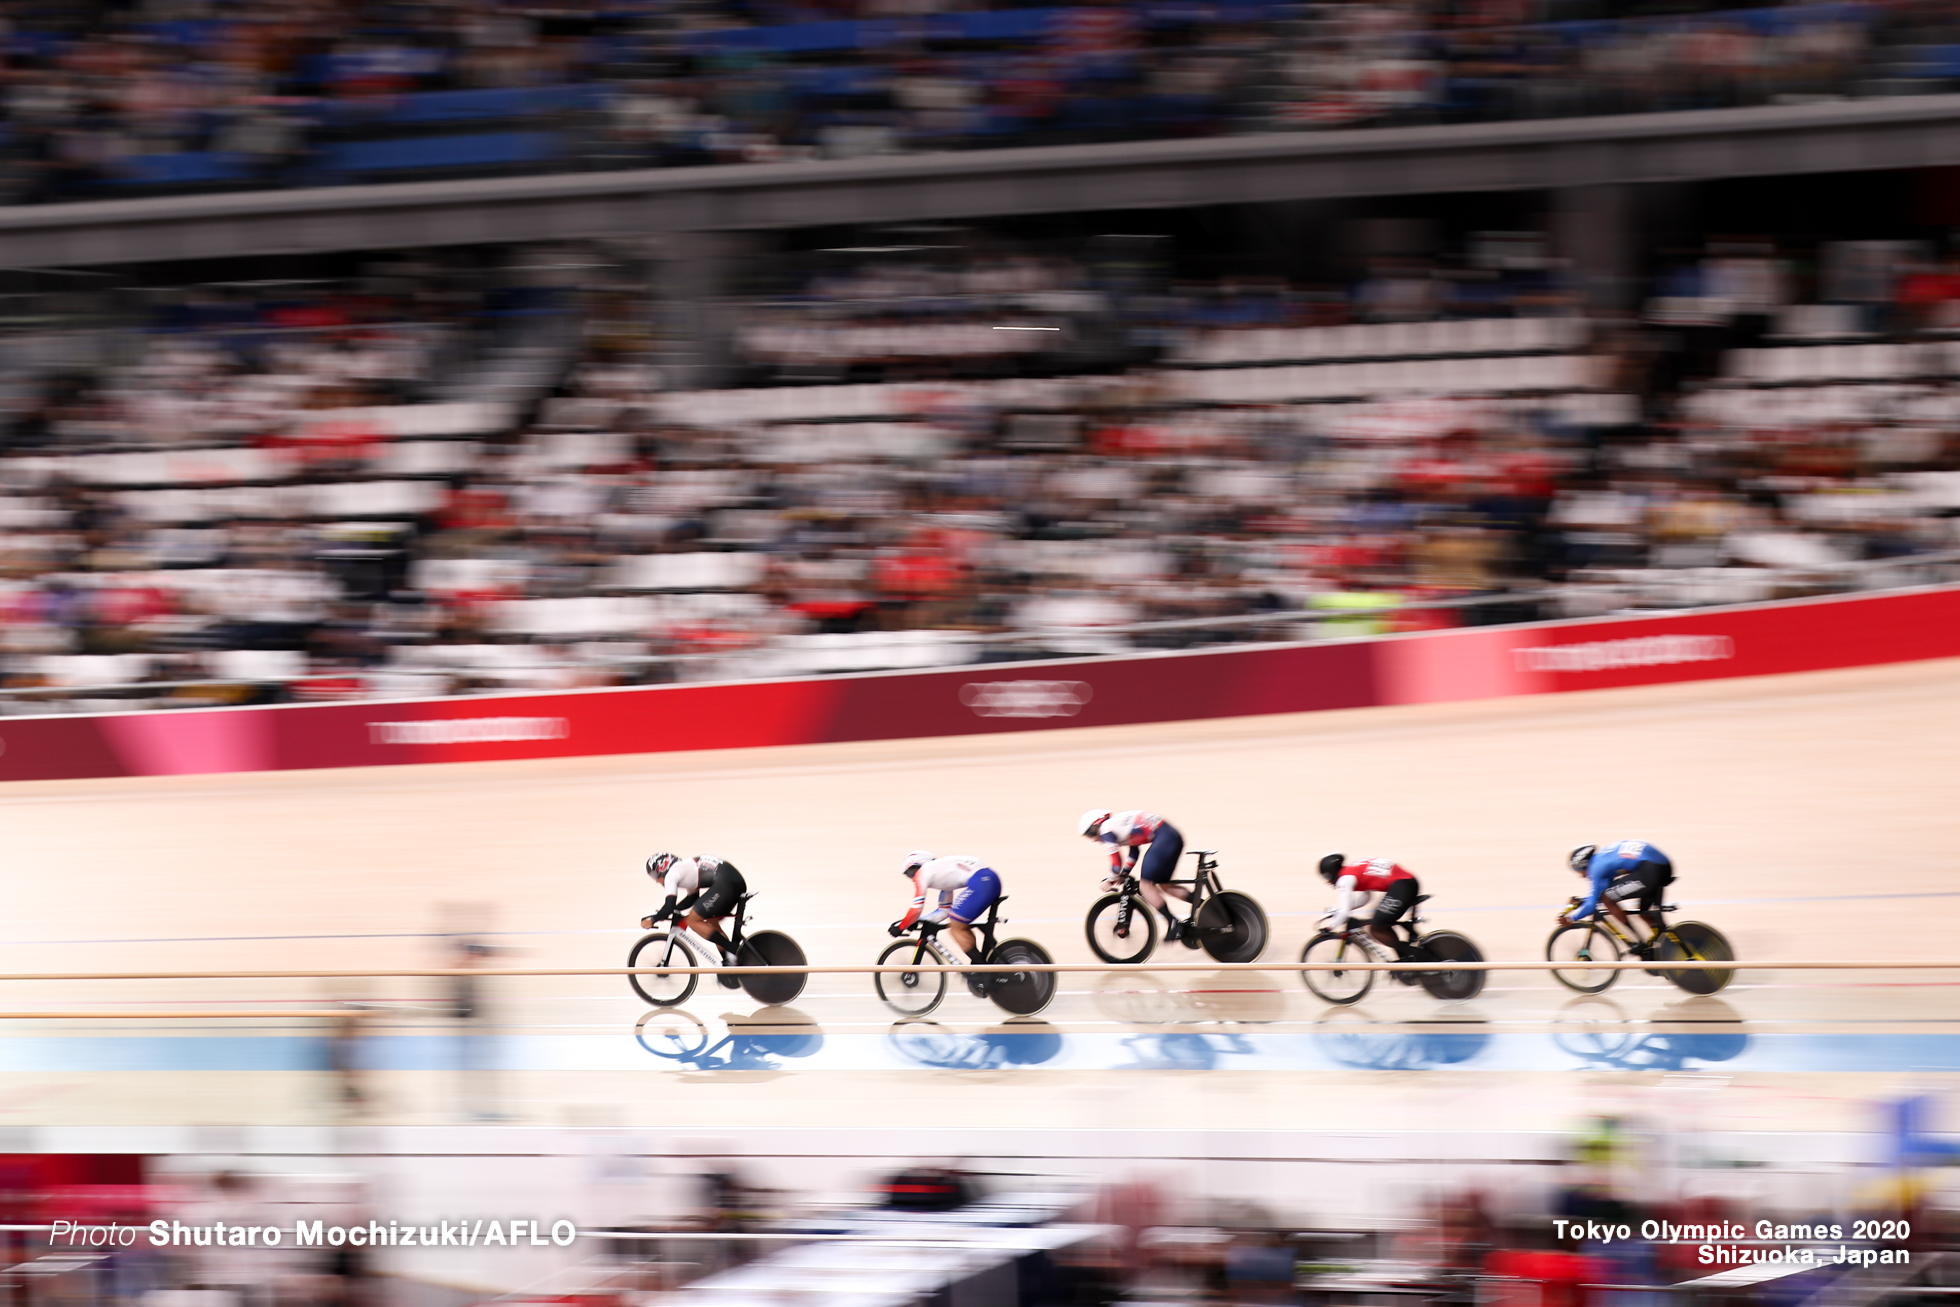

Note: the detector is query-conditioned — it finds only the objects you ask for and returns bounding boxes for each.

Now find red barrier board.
[0,586,1954,783]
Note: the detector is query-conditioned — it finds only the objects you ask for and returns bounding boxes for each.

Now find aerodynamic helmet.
[1568,844,1598,874]
[1318,853,1346,883]
[646,852,679,880]
[901,849,935,876]
[1078,809,1111,839]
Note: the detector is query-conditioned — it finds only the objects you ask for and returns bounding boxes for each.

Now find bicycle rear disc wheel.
[738,930,808,1006]
[875,939,948,1017]
[1085,894,1156,965]
[1547,923,1622,994]
[988,939,1057,1016]
[1416,930,1486,1002]
[1301,932,1374,1005]
[1196,890,1268,964]
[1659,921,1734,995]
[628,931,699,1008]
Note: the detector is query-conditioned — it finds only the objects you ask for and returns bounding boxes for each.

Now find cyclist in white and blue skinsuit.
[1562,840,1676,954]
[890,852,1001,963]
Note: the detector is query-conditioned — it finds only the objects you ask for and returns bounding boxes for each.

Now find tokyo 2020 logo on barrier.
[1512,634,1735,674]
[959,680,1094,719]
[367,717,571,745]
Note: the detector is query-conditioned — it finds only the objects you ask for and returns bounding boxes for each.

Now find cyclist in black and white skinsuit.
[643,853,748,989]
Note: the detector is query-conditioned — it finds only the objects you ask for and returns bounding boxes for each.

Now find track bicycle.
[1084,850,1269,965]
[627,892,808,1009]
[1546,899,1734,995]
[875,897,1056,1017]
[1297,894,1486,1004]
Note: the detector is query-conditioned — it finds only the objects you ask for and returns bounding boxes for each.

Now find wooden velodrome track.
[2,655,1957,1129]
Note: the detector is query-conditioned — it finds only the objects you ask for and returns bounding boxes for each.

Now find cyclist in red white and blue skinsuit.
[891,852,1001,963]
[1079,809,1192,940]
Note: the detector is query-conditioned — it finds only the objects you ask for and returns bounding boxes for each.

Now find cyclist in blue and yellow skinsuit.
[1560,840,1676,955]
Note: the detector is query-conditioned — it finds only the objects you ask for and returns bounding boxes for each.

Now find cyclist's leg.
[1600,872,1650,947]
[945,869,1000,959]
[1370,877,1419,959]
[1637,861,1671,931]
[1136,827,1187,929]
[1141,826,1188,908]
[690,867,747,957]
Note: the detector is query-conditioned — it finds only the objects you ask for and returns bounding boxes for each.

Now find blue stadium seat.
[111,152,251,187]
[320,131,563,174]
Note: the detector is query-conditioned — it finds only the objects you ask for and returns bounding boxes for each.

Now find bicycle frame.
[1571,901,1677,954]
[1165,850,1221,903]
[1324,894,1430,952]
[656,893,755,966]
[906,897,1005,963]
[1112,851,1221,912]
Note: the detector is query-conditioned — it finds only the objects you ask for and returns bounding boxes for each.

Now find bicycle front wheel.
[628,931,700,1008]
[1196,890,1268,964]
[1659,921,1734,995]
[738,930,808,1007]
[988,939,1057,1016]
[1547,922,1622,994]
[1085,894,1156,965]
[1301,932,1374,1005]
[1416,930,1486,1002]
[875,939,948,1017]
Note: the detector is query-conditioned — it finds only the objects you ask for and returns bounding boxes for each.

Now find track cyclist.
[1318,854,1423,976]
[891,851,1000,962]
[1561,840,1675,955]
[1079,809,1194,941]
[643,853,748,989]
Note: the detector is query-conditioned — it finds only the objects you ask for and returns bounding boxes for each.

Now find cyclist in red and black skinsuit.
[1319,854,1422,969]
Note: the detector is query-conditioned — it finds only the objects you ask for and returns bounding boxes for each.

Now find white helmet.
[901,850,935,876]
[1078,809,1111,839]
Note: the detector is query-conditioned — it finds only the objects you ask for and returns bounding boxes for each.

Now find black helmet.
[1318,853,1346,883]
[1568,844,1597,874]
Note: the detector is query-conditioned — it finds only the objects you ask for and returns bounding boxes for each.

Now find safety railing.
[0,958,1942,983]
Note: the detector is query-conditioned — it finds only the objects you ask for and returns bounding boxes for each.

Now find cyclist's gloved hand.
[888,920,907,937]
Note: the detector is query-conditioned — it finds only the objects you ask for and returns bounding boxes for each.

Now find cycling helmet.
[1318,853,1346,883]
[1568,844,1598,874]
[901,849,935,876]
[1078,809,1111,839]
[646,852,679,880]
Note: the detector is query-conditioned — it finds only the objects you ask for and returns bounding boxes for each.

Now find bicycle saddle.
[736,892,757,903]
[1414,894,1431,904]
[1659,903,1677,913]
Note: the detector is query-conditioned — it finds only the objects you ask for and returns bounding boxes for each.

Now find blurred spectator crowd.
[3,0,1960,202]
[3,229,1960,711]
